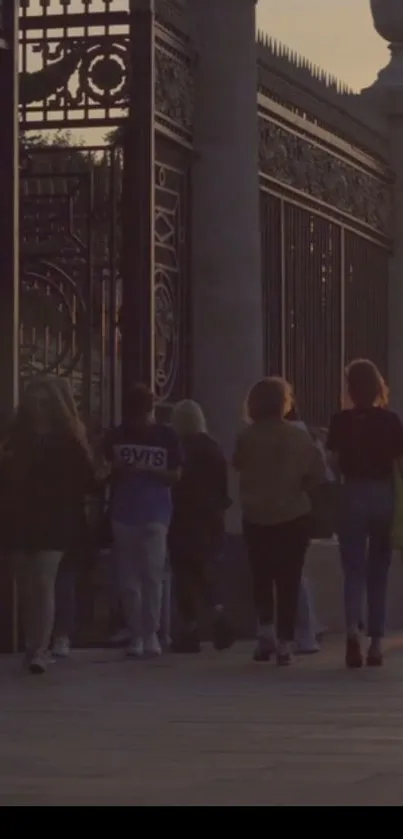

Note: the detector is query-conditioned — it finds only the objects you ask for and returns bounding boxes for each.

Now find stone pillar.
[121,0,155,421]
[367,0,403,414]
[0,0,19,654]
[188,0,263,459]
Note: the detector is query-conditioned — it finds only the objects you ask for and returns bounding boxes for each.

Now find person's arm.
[68,437,99,495]
[232,432,244,472]
[390,413,403,476]
[325,414,341,477]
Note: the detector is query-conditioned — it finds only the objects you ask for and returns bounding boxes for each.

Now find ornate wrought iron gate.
[18,0,192,427]
[259,96,391,427]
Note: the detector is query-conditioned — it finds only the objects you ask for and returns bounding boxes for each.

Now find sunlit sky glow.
[257,0,388,92]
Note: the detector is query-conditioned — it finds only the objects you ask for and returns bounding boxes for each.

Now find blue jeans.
[54,556,76,639]
[338,480,393,638]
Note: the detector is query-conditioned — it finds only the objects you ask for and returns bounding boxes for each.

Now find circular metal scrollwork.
[78,42,128,107]
[20,260,87,380]
[154,271,178,402]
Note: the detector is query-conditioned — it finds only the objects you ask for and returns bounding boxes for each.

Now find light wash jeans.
[17,551,63,657]
[54,556,76,640]
[111,521,168,641]
[295,576,321,650]
[338,480,394,638]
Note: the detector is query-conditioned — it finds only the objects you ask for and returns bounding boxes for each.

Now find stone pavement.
[2,637,403,806]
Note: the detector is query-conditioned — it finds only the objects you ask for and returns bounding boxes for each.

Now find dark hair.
[346,359,388,409]
[246,377,293,423]
[128,383,154,419]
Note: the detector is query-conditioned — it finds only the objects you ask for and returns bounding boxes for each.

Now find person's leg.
[53,554,76,656]
[141,523,168,656]
[294,576,320,654]
[27,551,63,673]
[17,553,38,661]
[243,520,275,661]
[275,517,310,664]
[158,559,172,649]
[366,483,394,665]
[111,521,143,656]
[206,550,235,652]
[169,531,204,652]
[105,548,130,644]
[338,483,370,667]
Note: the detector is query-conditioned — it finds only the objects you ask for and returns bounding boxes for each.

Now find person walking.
[169,400,234,653]
[233,377,326,665]
[0,375,96,674]
[103,384,183,659]
[327,359,403,668]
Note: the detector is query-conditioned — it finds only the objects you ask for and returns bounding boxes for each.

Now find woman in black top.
[169,400,234,653]
[327,359,403,669]
[0,375,96,674]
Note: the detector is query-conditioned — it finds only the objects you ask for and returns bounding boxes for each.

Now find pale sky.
[257,0,388,92]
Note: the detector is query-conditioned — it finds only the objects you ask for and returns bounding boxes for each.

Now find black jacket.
[169,433,230,554]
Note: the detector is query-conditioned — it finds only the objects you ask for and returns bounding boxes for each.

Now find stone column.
[368,0,403,414]
[188,0,263,459]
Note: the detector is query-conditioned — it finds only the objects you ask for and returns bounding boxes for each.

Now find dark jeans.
[243,515,310,642]
[338,480,393,638]
[170,543,224,629]
[54,555,76,639]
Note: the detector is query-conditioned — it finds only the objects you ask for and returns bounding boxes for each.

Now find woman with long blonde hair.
[0,375,96,674]
[327,359,403,669]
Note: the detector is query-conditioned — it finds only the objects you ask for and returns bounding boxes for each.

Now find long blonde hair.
[11,375,91,455]
[171,399,207,437]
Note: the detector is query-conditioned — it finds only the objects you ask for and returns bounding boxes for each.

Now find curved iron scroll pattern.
[20,145,122,423]
[259,118,392,236]
[154,161,189,403]
[155,41,194,138]
[19,2,129,128]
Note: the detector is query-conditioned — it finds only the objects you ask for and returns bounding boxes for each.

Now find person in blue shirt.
[103,384,183,659]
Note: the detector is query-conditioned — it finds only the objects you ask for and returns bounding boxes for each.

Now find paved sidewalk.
[1,637,403,806]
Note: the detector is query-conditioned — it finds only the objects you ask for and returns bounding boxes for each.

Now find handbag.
[391,464,403,549]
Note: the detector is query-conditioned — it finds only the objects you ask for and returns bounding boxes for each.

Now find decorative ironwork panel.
[154,136,191,404]
[284,203,341,427]
[260,189,282,376]
[259,117,392,236]
[20,144,122,427]
[155,26,194,140]
[344,232,388,379]
[19,1,129,130]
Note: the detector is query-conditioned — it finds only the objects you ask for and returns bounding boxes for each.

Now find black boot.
[172,627,202,654]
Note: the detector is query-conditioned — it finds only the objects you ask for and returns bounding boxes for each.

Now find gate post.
[121,0,155,420]
[188,0,263,463]
[0,0,19,653]
[368,1,403,414]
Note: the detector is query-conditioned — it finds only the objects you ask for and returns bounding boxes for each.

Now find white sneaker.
[29,654,47,675]
[108,628,131,645]
[52,636,70,658]
[144,633,162,658]
[127,638,144,658]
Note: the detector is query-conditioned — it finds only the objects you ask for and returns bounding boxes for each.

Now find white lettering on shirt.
[113,444,167,470]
